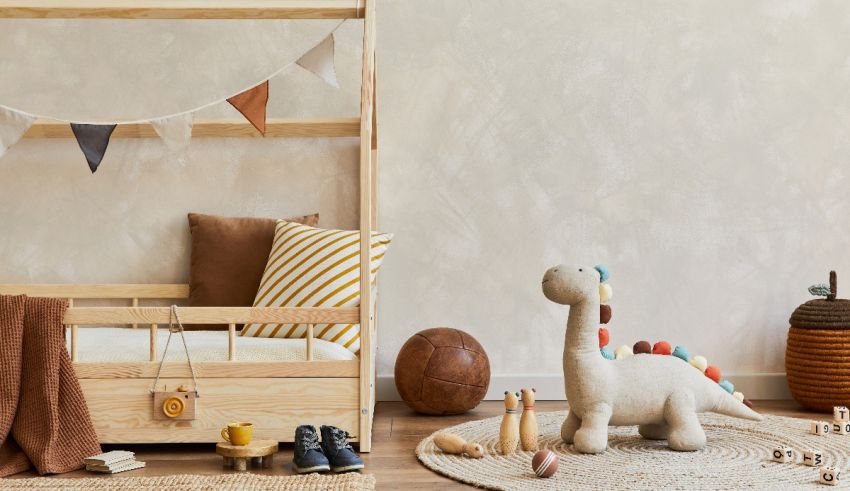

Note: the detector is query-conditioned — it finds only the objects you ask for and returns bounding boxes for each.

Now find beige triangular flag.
[296,34,339,88]
[0,107,36,159]
[151,113,194,152]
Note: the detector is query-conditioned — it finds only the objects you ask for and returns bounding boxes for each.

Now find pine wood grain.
[63,306,360,325]
[23,119,360,139]
[0,283,188,299]
[73,360,359,378]
[357,0,376,454]
[0,1,363,19]
[82,378,359,443]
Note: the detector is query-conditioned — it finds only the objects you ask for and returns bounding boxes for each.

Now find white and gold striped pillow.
[240,220,392,354]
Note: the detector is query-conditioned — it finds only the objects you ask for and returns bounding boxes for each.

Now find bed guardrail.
[65,307,359,363]
[0,284,356,363]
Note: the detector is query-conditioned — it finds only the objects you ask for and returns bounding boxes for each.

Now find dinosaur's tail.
[712,392,763,421]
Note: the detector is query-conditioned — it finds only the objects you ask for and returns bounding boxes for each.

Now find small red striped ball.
[531,449,558,478]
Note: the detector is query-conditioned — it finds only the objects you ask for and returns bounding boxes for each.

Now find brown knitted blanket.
[0,295,100,477]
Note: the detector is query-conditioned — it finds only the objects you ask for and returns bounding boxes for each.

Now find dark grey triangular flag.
[70,123,117,173]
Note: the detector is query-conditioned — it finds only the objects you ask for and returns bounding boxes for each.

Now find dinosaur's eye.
[579,268,583,272]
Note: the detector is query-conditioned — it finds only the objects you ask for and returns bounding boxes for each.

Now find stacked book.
[85,450,146,474]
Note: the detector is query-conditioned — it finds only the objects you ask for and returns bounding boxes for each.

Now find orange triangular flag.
[227,81,268,135]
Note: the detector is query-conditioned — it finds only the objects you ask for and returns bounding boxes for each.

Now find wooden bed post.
[358,0,376,453]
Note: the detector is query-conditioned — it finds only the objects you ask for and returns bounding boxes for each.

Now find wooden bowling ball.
[394,328,490,415]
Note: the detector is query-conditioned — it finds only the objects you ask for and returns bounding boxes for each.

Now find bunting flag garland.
[296,34,339,89]
[227,81,269,136]
[70,123,116,173]
[0,106,35,159]
[151,113,194,152]
[0,20,345,172]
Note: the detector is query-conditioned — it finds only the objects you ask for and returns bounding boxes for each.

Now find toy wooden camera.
[153,384,197,421]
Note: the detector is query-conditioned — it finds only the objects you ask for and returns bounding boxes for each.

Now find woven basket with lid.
[786,271,850,411]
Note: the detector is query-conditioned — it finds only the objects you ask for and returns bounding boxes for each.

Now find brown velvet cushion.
[187,212,319,330]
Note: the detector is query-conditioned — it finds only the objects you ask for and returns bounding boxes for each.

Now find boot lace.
[329,427,354,451]
[300,431,321,452]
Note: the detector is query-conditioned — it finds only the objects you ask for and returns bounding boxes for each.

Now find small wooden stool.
[216,439,278,471]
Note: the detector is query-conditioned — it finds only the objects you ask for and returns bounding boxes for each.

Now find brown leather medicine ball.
[395,327,490,415]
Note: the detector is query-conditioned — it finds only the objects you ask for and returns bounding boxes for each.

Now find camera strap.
[150,305,200,397]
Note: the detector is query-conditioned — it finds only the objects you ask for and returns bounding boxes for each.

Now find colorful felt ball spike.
[600,347,614,360]
[719,380,734,394]
[689,355,708,372]
[600,304,612,324]
[704,365,721,383]
[614,345,633,359]
[599,283,613,303]
[732,391,744,402]
[672,345,690,362]
[633,340,652,354]
[594,264,610,283]
[652,341,672,355]
[598,327,609,348]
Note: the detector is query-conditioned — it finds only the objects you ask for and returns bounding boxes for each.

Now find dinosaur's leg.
[664,389,706,451]
[572,402,611,454]
[560,410,581,443]
[638,423,669,440]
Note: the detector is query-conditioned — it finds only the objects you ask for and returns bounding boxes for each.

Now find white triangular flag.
[0,106,36,159]
[151,113,194,152]
[296,34,339,88]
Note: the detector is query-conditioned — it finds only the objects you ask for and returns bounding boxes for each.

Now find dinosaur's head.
[541,264,600,305]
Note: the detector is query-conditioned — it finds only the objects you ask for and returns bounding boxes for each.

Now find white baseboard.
[376,373,791,402]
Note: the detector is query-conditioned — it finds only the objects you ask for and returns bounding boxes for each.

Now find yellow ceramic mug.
[221,422,253,446]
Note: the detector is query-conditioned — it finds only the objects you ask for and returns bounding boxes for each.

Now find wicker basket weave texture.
[785,271,850,411]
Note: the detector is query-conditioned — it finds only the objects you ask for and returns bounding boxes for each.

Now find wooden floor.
[9,400,822,489]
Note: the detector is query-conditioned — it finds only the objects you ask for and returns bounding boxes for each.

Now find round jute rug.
[416,410,850,490]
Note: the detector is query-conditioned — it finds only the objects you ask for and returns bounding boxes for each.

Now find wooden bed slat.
[73,360,359,378]
[63,306,359,325]
[0,284,189,299]
[0,0,363,19]
[228,323,236,361]
[23,118,361,139]
[149,324,157,362]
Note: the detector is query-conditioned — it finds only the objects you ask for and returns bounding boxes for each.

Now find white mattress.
[66,327,357,362]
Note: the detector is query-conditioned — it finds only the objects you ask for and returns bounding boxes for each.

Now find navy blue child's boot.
[293,425,331,473]
[320,425,364,472]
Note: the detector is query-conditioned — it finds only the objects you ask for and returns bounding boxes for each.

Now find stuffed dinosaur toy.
[541,264,762,453]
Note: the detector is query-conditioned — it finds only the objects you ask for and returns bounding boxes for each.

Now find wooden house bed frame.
[0,0,379,451]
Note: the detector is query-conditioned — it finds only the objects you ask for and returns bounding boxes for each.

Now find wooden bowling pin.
[433,432,485,458]
[520,387,538,451]
[499,390,520,455]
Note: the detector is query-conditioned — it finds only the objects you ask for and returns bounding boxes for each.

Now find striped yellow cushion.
[240,220,392,354]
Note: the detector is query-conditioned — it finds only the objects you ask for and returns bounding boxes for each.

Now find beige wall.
[2,1,850,398]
